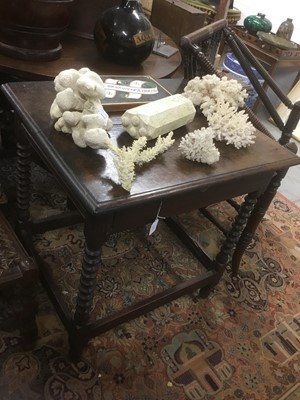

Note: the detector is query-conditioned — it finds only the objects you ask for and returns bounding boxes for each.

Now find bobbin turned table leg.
[15,122,33,253]
[232,169,288,276]
[199,190,259,297]
[71,217,110,360]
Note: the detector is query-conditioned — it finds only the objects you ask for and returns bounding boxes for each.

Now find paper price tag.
[149,218,159,236]
[97,106,109,124]
[149,201,165,236]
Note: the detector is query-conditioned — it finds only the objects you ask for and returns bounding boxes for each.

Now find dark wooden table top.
[2,80,299,222]
[0,30,182,81]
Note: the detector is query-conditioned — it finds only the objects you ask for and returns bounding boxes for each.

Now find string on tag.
[149,201,165,236]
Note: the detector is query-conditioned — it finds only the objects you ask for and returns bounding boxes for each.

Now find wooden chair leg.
[0,210,38,348]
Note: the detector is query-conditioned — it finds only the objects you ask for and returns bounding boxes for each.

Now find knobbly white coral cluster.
[181,74,256,160]
[50,67,113,149]
[179,127,220,164]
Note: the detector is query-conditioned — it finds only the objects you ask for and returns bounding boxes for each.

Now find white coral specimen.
[50,68,112,150]
[207,103,256,149]
[108,132,175,191]
[183,74,256,149]
[184,74,247,112]
[135,133,175,165]
[179,127,220,165]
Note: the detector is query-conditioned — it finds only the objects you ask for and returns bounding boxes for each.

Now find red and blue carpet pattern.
[0,158,299,400]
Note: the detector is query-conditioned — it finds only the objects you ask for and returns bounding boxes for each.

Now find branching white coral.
[184,74,247,111]
[182,74,256,150]
[135,133,175,165]
[108,132,175,191]
[207,103,256,149]
[179,127,220,165]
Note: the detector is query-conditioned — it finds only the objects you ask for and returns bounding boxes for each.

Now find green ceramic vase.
[244,13,272,36]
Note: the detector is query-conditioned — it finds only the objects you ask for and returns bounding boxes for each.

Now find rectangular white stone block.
[121,94,196,139]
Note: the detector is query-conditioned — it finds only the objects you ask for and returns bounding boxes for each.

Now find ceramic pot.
[244,13,272,36]
[0,0,74,61]
[276,18,294,40]
[94,0,155,65]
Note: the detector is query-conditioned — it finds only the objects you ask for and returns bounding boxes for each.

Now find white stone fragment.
[121,94,196,140]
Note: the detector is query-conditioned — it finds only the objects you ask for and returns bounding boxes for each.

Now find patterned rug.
[0,157,300,400]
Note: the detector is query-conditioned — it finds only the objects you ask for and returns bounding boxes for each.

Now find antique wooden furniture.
[213,0,231,22]
[0,0,74,61]
[180,18,300,147]
[179,19,300,273]
[180,0,241,25]
[231,25,300,86]
[150,0,206,45]
[0,30,181,82]
[181,21,300,114]
[1,80,299,359]
[0,209,38,347]
[180,18,300,144]
[149,0,231,46]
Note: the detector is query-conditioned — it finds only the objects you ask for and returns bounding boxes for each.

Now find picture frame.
[101,75,172,112]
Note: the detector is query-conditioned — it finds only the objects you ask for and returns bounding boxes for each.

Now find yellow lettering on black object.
[133,29,155,46]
